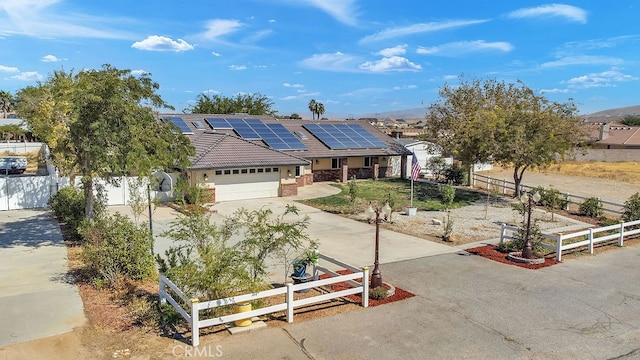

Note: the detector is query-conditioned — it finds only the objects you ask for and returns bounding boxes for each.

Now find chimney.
[599,123,609,140]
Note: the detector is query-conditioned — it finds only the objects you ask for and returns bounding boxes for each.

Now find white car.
[0,156,27,174]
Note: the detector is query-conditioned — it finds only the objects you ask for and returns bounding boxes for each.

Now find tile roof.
[587,122,640,146]
[188,132,309,170]
[164,114,413,160]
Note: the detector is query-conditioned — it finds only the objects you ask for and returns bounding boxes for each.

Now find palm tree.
[308,99,317,120]
[317,103,325,119]
[0,90,14,118]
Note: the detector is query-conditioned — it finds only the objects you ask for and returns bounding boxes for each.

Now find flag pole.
[410,175,414,207]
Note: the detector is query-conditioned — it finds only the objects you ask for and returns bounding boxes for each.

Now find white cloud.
[11,71,43,81]
[130,69,148,76]
[41,54,62,62]
[360,19,489,43]
[199,19,243,40]
[211,51,221,57]
[0,0,136,39]
[131,35,194,52]
[540,88,570,94]
[393,84,418,90]
[299,52,362,72]
[0,65,20,73]
[229,65,247,70]
[359,56,422,73]
[202,89,220,95]
[268,19,276,23]
[377,45,407,57]
[508,4,587,24]
[416,40,513,56]
[283,83,304,88]
[299,0,359,26]
[443,74,458,80]
[566,70,638,89]
[540,55,623,68]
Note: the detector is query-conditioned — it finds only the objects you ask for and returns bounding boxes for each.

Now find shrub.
[369,286,388,300]
[622,192,640,223]
[48,187,85,239]
[444,164,466,185]
[495,223,545,256]
[579,197,603,218]
[533,186,569,211]
[80,213,156,287]
[439,183,456,210]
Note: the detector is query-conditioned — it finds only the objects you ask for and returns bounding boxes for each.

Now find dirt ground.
[1,170,638,360]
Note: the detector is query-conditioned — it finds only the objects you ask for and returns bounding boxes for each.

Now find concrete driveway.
[0,210,85,347]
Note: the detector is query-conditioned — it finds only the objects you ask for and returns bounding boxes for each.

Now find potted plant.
[291,250,318,293]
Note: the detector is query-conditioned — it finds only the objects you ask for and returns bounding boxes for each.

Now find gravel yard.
[381,198,590,246]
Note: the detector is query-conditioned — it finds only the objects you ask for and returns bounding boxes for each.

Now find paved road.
[201,243,640,360]
[0,210,85,347]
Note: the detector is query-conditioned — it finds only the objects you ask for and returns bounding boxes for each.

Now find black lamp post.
[520,191,541,259]
[365,202,392,289]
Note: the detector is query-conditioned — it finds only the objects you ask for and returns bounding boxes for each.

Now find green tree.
[188,93,275,116]
[424,76,585,196]
[622,192,640,223]
[316,102,325,119]
[17,65,194,219]
[621,115,640,126]
[0,124,25,141]
[308,99,317,120]
[0,90,14,118]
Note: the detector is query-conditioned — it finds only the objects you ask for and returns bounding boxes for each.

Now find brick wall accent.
[206,188,215,203]
[312,167,390,182]
[280,183,298,197]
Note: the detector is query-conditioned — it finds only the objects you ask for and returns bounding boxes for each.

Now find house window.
[295,166,301,177]
[273,167,279,172]
[224,169,231,175]
[233,169,240,174]
[215,170,222,175]
[331,158,339,169]
[249,168,256,174]
[364,157,373,167]
[241,169,248,174]
[257,168,264,173]
[265,168,271,173]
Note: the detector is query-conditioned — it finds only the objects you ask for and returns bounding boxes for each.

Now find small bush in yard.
[48,187,85,239]
[80,213,155,288]
[369,286,388,300]
[579,197,603,218]
[622,192,640,223]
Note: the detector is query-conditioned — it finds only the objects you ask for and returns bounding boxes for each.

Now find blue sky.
[1,1,639,118]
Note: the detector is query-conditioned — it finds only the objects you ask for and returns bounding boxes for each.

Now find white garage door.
[214,171,280,202]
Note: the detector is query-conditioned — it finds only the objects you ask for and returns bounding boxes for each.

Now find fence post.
[486,177,491,190]
[472,173,476,187]
[502,180,507,195]
[362,266,369,308]
[499,224,507,244]
[190,298,200,347]
[286,283,294,323]
[313,250,319,281]
[159,275,166,305]
[556,233,563,262]
[618,222,625,247]
[564,193,570,210]
[588,228,594,255]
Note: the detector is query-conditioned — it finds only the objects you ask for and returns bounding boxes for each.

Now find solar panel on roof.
[192,121,206,129]
[167,116,193,134]
[265,124,307,150]
[228,119,261,140]
[204,117,232,129]
[302,123,386,149]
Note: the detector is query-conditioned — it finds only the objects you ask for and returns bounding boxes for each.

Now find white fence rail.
[500,219,640,261]
[159,253,369,346]
[473,173,625,215]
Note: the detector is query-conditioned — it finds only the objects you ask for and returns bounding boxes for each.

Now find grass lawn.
[299,178,483,214]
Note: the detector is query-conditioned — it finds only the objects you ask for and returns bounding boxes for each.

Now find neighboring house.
[395,139,452,177]
[589,122,640,149]
[161,114,413,202]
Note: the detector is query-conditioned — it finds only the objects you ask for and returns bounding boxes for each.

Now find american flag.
[411,153,421,181]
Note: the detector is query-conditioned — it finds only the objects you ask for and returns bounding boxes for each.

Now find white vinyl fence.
[499,219,640,261]
[159,253,370,346]
[473,173,625,215]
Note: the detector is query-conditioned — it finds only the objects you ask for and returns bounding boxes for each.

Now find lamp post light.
[519,191,541,259]
[365,202,392,289]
